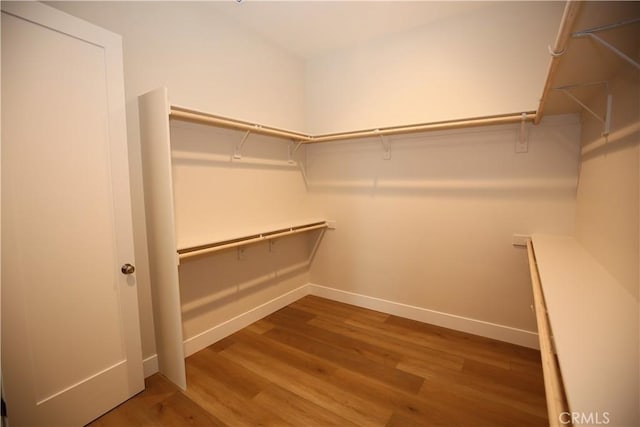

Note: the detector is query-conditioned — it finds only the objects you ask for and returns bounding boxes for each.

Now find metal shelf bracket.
[288,141,304,164]
[233,130,252,159]
[377,131,391,160]
[572,17,640,71]
[553,81,612,137]
[516,112,529,153]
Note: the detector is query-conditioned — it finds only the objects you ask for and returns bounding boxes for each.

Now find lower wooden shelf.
[528,234,639,426]
[177,220,328,261]
[527,240,569,427]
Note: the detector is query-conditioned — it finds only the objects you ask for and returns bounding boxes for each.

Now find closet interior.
[137,1,639,425]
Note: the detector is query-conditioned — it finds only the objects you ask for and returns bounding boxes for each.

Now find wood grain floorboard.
[89,295,548,426]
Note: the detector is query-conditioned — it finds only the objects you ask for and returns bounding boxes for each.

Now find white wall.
[307,115,580,339]
[304,2,564,134]
[170,122,316,249]
[169,121,318,346]
[573,61,639,426]
[575,66,640,301]
[49,1,307,361]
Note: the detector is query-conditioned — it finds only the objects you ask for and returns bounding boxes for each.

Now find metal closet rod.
[170,106,537,144]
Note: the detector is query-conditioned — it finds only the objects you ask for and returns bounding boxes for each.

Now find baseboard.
[308,283,539,349]
[161,282,537,370]
[182,284,311,357]
[143,354,158,378]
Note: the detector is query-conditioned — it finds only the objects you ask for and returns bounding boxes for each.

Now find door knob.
[121,263,135,275]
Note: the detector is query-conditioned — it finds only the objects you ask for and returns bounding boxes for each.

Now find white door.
[1,2,144,426]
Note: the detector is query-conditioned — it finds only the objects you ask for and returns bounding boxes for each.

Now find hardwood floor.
[90,296,548,426]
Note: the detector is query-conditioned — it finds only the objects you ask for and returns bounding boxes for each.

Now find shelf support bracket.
[288,140,304,164]
[572,17,640,71]
[233,130,252,159]
[577,33,640,71]
[377,131,391,160]
[515,112,529,153]
[554,82,612,137]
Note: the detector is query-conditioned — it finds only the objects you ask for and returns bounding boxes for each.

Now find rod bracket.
[515,112,529,154]
[377,131,391,160]
[233,130,252,159]
[288,140,304,164]
[548,44,566,57]
[553,82,612,137]
[293,140,304,154]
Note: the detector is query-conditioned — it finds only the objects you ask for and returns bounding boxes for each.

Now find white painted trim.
[37,360,127,405]
[308,284,539,349]
[182,285,311,357]
[179,282,539,362]
[142,355,159,378]
[139,88,186,390]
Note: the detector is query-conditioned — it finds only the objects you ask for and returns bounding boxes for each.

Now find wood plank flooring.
[90,295,548,426]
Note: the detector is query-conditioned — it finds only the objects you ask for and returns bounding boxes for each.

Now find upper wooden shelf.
[539,1,640,119]
[170,105,535,145]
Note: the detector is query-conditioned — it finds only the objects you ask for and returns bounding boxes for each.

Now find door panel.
[1,3,143,425]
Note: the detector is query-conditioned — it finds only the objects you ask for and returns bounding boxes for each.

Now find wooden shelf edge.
[527,240,570,427]
[177,220,328,261]
[170,103,536,144]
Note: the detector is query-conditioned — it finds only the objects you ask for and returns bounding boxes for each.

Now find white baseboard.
[308,283,539,349]
[164,282,537,373]
[182,284,311,357]
[143,354,158,378]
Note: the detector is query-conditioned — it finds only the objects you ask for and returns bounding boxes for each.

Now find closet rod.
[310,112,537,143]
[170,106,312,142]
[170,106,536,145]
[178,221,327,261]
[534,0,582,125]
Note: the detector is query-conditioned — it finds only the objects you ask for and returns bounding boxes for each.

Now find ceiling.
[208,1,491,60]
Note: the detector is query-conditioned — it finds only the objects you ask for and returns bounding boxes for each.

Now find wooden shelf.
[527,240,568,427]
[530,234,639,425]
[177,220,328,261]
[170,106,311,141]
[538,2,640,119]
[170,104,535,144]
